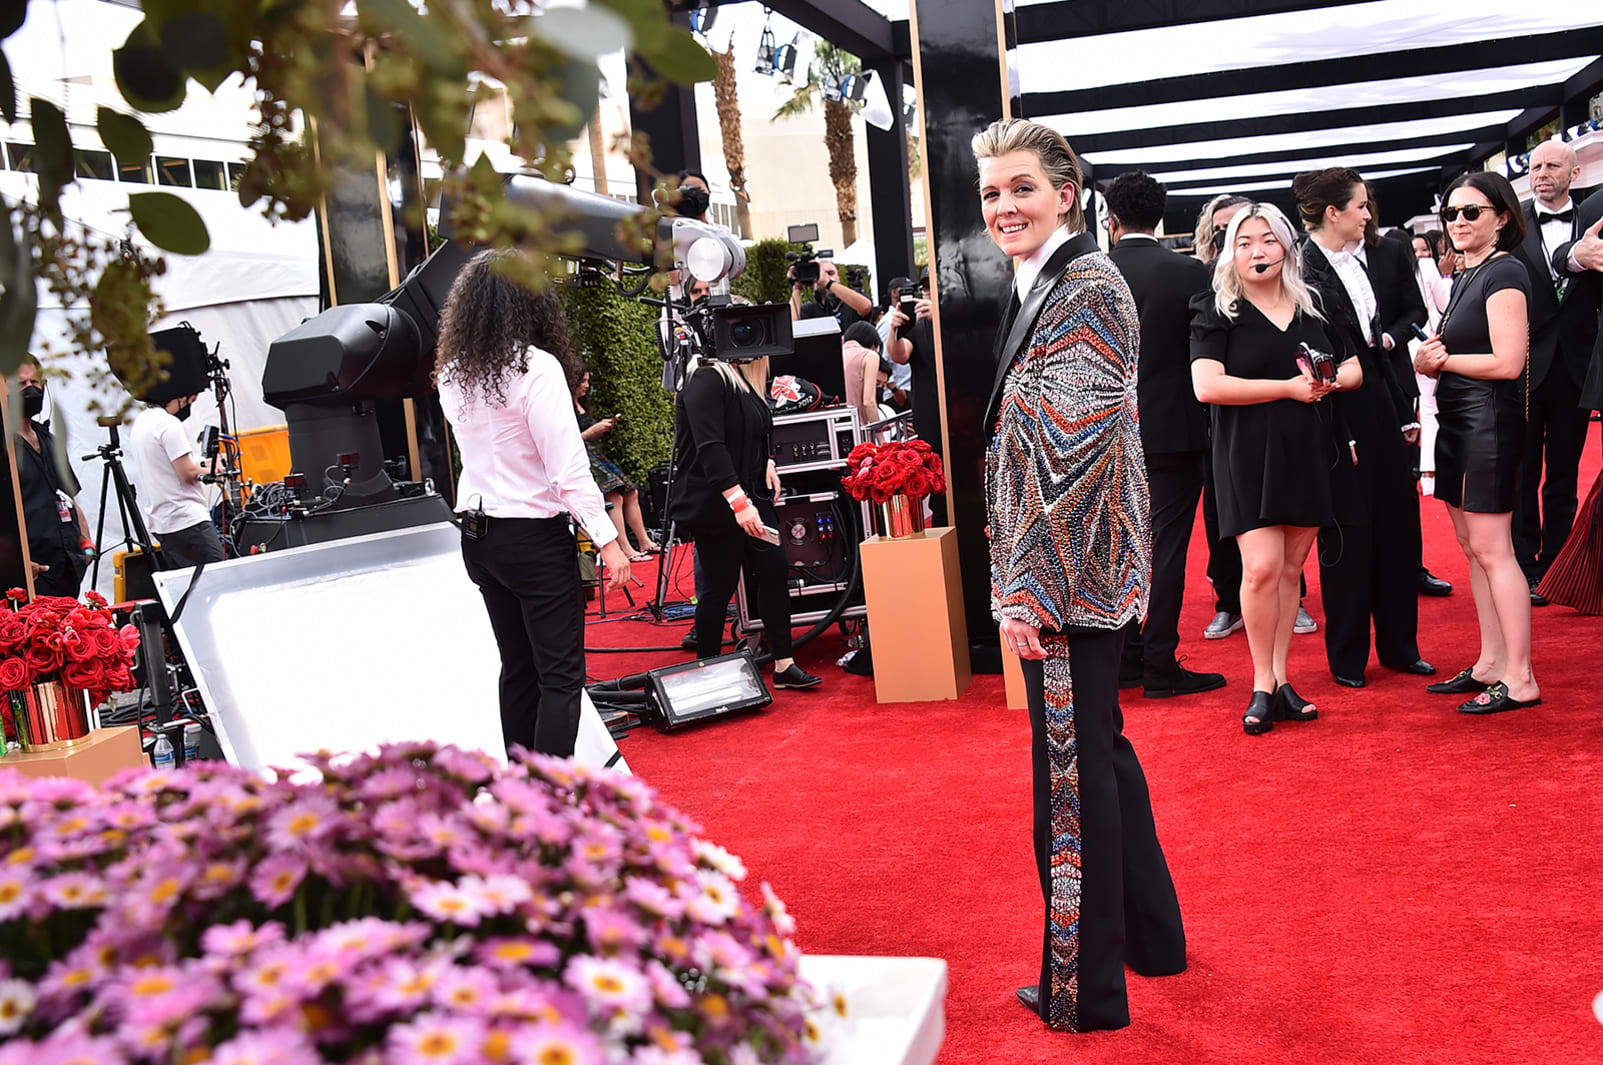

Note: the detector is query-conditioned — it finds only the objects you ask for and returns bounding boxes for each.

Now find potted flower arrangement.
[841,439,946,539]
[0,742,835,1064]
[0,588,140,752]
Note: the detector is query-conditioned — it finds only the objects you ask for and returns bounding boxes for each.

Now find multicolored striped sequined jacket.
[985,251,1151,632]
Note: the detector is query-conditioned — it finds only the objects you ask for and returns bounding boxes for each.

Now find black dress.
[1189,298,1338,537]
[1434,255,1530,513]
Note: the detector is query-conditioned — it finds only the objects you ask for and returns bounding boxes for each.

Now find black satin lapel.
[1304,241,1358,334]
[1520,203,1549,282]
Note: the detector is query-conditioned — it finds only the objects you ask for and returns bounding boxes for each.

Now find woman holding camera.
[1414,172,1540,714]
[974,117,1184,1034]
[667,355,821,690]
[1295,168,1431,688]
[437,250,630,759]
[1191,203,1360,733]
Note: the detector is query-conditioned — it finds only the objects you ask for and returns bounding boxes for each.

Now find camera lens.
[730,321,765,348]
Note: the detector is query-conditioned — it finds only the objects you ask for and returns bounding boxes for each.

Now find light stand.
[201,341,244,555]
[646,290,699,623]
[86,419,165,593]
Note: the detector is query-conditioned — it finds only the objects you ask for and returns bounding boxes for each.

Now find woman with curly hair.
[436,249,630,758]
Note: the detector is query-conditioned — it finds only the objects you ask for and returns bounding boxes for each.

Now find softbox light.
[647,651,771,730]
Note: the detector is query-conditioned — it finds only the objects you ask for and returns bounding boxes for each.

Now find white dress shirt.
[1015,224,1074,301]
[1536,198,1574,282]
[437,345,617,549]
[1320,240,1379,346]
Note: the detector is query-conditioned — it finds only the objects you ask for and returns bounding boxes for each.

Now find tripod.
[647,294,699,623]
[86,421,165,592]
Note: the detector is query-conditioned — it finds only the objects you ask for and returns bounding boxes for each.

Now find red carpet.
[592,426,1603,1064]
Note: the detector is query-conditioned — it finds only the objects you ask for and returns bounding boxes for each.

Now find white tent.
[5,173,319,601]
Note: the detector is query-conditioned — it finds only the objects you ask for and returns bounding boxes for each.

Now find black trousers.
[158,520,226,570]
[1317,496,1422,678]
[1513,367,1591,581]
[690,509,794,661]
[1020,628,1185,1032]
[460,516,585,758]
[1128,451,1205,672]
[1201,443,1242,614]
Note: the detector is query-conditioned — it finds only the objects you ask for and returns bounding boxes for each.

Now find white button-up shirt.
[1536,198,1574,282]
[1321,240,1379,347]
[437,346,617,548]
[1015,224,1074,301]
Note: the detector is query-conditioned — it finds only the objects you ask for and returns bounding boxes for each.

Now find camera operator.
[668,353,821,691]
[10,359,92,596]
[129,389,225,570]
[885,268,944,519]
[789,258,871,326]
[875,276,915,404]
[436,249,631,759]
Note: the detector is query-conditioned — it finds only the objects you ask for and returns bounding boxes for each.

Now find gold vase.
[877,494,928,540]
[10,680,93,752]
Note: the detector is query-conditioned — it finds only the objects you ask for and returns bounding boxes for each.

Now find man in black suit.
[1512,141,1601,601]
[1105,172,1227,699]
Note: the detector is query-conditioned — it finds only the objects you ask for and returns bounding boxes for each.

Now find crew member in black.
[669,355,821,690]
[1105,171,1226,699]
[1295,168,1431,688]
[11,360,91,598]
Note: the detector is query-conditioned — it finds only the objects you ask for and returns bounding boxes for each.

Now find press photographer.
[128,390,225,570]
[788,253,871,326]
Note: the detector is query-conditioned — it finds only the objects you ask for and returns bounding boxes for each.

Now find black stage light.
[646,651,772,730]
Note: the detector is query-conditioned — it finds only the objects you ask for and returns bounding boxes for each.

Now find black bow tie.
[1539,208,1574,223]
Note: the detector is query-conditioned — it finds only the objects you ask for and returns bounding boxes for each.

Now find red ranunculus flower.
[84,590,108,608]
[0,617,25,654]
[62,657,106,693]
[0,656,31,691]
[4,588,27,602]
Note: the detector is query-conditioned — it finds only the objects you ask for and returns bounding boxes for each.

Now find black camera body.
[788,249,821,286]
[1298,342,1338,384]
[676,294,795,363]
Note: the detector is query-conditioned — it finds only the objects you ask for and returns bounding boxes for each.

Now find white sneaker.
[1294,606,1318,634]
[1203,611,1243,639]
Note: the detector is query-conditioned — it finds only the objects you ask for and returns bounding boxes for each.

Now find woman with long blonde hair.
[1191,202,1361,734]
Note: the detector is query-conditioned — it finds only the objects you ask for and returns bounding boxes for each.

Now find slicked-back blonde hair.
[1212,202,1323,322]
[971,118,1085,233]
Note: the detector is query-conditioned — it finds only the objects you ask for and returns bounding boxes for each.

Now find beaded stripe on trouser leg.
[1040,634,1081,1032]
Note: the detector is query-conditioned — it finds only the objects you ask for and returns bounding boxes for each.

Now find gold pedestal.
[859,526,971,702]
[4,726,144,785]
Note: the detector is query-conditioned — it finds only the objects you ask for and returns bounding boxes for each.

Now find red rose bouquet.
[0,587,140,711]
[841,438,946,504]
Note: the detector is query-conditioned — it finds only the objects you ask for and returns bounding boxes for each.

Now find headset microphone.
[1253,256,1287,274]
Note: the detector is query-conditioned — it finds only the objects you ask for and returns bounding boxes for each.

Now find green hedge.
[560,284,675,490]
[733,238,871,306]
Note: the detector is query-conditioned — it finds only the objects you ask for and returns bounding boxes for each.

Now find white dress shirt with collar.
[1319,239,1379,347]
[1014,223,1074,302]
[438,345,618,549]
[1535,197,1574,282]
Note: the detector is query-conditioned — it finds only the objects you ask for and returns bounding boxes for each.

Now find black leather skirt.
[1433,372,1523,513]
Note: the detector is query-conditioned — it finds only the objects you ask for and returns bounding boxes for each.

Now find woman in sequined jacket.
[972,118,1185,1036]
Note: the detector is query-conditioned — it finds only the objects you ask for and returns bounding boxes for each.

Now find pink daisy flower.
[508,1021,606,1065]
[563,955,653,1016]
[409,879,493,927]
[266,795,340,852]
[249,853,307,908]
[386,1011,485,1065]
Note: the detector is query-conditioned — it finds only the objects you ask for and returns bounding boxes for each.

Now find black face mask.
[20,385,44,419]
[175,401,194,421]
[1211,227,1228,254]
[677,186,710,219]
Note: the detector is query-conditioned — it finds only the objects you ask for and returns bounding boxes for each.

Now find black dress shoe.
[1143,664,1226,699]
[1458,681,1541,715]
[1385,659,1436,676]
[1333,674,1366,688]
[773,664,822,689]
[1427,667,1489,694]
[1417,570,1453,597]
[1015,985,1040,1014]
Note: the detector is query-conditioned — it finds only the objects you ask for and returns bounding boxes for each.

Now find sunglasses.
[1441,204,1491,222]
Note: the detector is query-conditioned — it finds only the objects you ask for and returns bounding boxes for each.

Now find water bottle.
[151,733,174,769]
[182,723,201,761]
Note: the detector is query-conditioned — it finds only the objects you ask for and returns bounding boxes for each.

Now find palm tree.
[712,42,752,237]
[772,41,861,246]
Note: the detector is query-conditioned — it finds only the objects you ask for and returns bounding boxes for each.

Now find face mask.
[20,385,44,419]
[1211,227,1228,254]
[175,402,194,421]
[678,186,710,219]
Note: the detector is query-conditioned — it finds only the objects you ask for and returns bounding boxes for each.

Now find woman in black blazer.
[1294,167,1431,688]
[973,117,1184,1034]
[668,357,821,689]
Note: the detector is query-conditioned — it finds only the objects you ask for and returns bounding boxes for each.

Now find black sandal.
[1427,667,1489,695]
[1242,691,1274,735]
[1273,683,1318,722]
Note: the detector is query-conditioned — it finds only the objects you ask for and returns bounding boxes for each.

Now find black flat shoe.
[1385,658,1436,676]
[1333,674,1366,689]
[1242,690,1274,735]
[1015,985,1040,1014]
[1427,667,1489,695]
[1458,681,1541,715]
[773,664,822,689]
[1273,683,1317,722]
